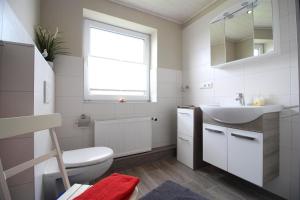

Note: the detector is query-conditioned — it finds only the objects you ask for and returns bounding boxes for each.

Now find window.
[254,44,264,56]
[84,19,150,101]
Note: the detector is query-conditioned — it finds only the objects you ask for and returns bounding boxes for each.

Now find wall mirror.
[210,0,274,66]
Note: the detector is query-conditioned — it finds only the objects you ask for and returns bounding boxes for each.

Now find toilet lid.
[63,147,114,168]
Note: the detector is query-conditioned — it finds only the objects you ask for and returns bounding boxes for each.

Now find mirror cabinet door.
[210,20,226,66]
[253,0,274,56]
[225,7,254,62]
[210,0,274,66]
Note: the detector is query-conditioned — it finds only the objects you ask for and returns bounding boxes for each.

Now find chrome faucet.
[235,93,245,106]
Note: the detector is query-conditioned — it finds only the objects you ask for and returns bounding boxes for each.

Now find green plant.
[35,25,69,62]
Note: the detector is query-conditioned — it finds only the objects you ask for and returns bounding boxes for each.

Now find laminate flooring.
[117,157,285,200]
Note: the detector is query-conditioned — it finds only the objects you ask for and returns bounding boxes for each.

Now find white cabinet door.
[177,134,193,168]
[228,128,263,186]
[203,124,228,171]
[177,109,194,137]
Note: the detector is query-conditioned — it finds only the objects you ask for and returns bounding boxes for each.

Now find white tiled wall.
[182,0,299,199]
[54,55,182,151]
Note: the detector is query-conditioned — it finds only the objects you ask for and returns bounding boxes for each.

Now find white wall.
[1,0,33,44]
[54,55,182,151]
[182,0,299,199]
[7,0,40,39]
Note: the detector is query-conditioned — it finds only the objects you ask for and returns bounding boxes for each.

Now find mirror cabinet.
[210,0,274,66]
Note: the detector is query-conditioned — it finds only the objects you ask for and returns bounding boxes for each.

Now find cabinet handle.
[205,128,224,134]
[231,133,256,140]
[178,137,190,142]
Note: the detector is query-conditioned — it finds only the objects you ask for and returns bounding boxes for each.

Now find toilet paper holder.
[76,114,91,127]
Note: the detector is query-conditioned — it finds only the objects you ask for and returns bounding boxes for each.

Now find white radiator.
[94,117,152,158]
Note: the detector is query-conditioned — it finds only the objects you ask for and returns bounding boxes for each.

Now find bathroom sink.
[200,105,283,124]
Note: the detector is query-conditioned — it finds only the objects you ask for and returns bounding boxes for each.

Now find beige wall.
[7,0,40,39]
[40,0,182,70]
[254,28,273,40]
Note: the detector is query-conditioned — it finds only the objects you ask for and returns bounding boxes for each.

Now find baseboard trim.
[111,145,176,172]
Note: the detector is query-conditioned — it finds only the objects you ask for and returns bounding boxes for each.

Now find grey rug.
[140,180,208,200]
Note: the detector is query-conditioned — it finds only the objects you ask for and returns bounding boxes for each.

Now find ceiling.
[110,0,219,24]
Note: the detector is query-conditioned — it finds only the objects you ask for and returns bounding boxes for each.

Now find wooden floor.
[117,157,284,200]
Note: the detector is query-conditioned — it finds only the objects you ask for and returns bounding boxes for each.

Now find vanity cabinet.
[203,119,278,187]
[177,107,205,169]
[203,124,227,171]
[228,129,263,186]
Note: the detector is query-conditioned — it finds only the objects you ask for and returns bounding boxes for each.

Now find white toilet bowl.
[43,147,114,199]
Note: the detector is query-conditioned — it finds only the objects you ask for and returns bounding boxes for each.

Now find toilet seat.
[63,147,114,168]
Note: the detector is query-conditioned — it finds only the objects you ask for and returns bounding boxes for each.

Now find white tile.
[289,42,299,68]
[214,77,244,98]
[55,115,89,138]
[158,83,178,98]
[266,95,291,106]
[291,115,300,151]
[280,15,290,43]
[58,136,88,151]
[152,113,176,148]
[290,149,300,200]
[54,55,83,76]
[55,97,83,117]
[132,102,156,117]
[278,0,289,18]
[288,13,298,41]
[114,103,134,118]
[290,95,299,108]
[156,98,178,115]
[82,102,115,120]
[55,75,83,97]
[291,67,299,95]
[157,68,177,83]
[244,54,290,75]
[245,68,291,97]
[214,65,244,79]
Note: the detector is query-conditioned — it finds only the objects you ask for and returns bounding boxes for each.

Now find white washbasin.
[200,104,283,124]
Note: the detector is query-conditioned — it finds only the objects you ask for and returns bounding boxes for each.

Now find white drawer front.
[203,124,228,171]
[177,109,194,137]
[177,134,193,169]
[228,128,263,186]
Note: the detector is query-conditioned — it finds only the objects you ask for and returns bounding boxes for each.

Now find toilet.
[43,147,114,200]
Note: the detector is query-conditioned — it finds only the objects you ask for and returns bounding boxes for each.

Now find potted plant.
[35,25,69,68]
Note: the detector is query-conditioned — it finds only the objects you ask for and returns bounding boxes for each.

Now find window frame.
[83,19,151,102]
